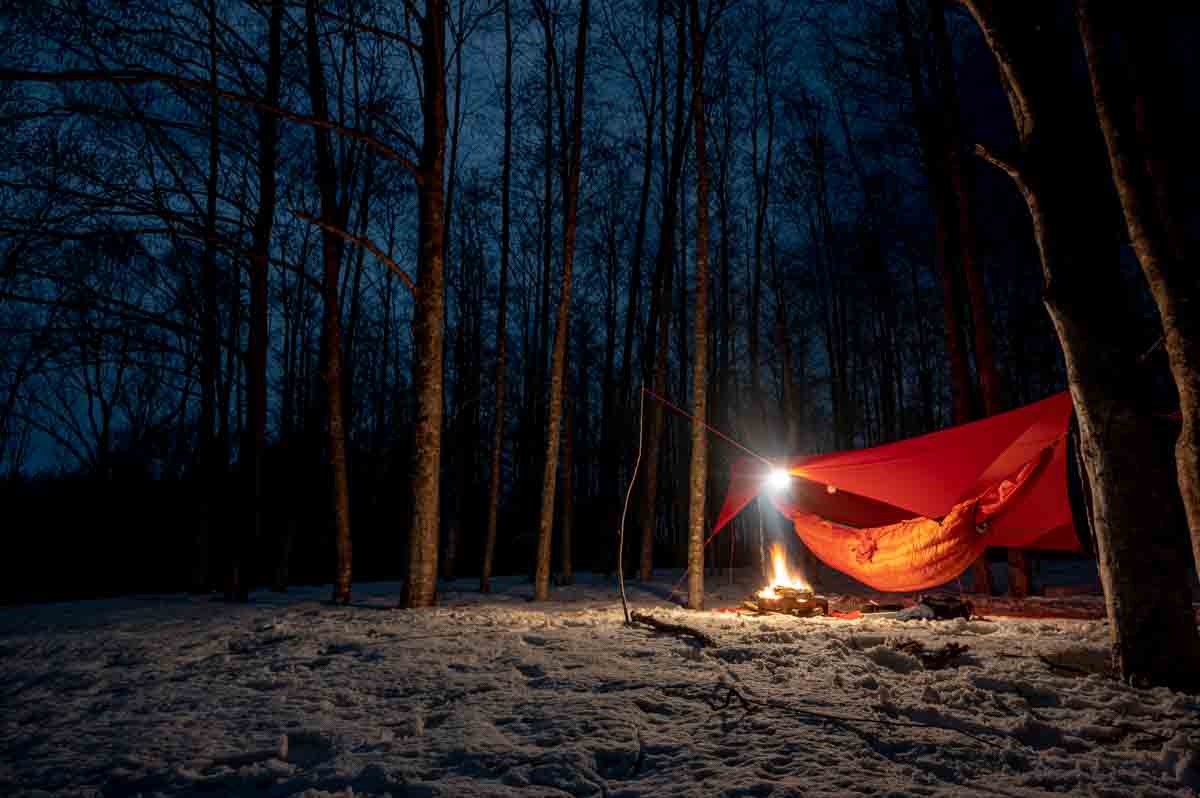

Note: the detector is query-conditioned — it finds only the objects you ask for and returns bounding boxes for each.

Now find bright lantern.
[765,468,791,493]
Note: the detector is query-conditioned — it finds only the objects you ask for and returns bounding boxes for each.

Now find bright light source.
[765,468,791,493]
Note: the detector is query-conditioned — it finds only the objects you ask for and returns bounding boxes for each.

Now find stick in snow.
[629,611,718,648]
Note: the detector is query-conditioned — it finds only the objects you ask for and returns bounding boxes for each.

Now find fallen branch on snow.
[673,682,1006,747]
[891,638,970,669]
[629,611,718,648]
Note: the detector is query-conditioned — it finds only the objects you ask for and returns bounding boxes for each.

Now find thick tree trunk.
[304,0,353,605]
[685,0,709,611]
[963,0,1200,689]
[481,0,513,595]
[402,0,449,609]
[533,0,589,602]
[1076,0,1200,584]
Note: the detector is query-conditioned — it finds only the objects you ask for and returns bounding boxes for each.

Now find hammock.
[713,393,1080,592]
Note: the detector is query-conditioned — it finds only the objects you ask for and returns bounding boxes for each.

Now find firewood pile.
[742,587,830,617]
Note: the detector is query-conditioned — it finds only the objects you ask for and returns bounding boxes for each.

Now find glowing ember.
[757,543,810,599]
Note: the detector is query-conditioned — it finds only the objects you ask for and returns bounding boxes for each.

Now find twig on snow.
[629,610,718,648]
[681,682,1006,748]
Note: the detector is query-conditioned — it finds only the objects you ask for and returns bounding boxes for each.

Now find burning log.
[743,587,830,617]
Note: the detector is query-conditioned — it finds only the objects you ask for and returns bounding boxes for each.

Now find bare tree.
[639,0,691,582]
[245,0,284,594]
[685,0,712,611]
[961,0,1200,688]
[402,0,450,609]
[481,0,514,594]
[1075,0,1200,584]
[303,0,354,605]
[534,0,591,601]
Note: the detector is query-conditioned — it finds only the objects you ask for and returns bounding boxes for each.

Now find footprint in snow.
[517,663,546,679]
[632,697,673,716]
[282,730,337,767]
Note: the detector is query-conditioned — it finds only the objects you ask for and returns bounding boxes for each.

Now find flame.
[757,543,810,598]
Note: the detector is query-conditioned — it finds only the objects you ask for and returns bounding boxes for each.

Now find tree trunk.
[560,394,575,586]
[402,0,449,609]
[533,0,589,602]
[304,0,353,605]
[481,0,513,594]
[685,0,709,611]
[1076,0,1200,584]
[639,0,690,583]
[933,0,1009,592]
[931,0,1001,419]
[897,0,973,432]
[962,0,1200,689]
[617,0,664,477]
[195,0,222,595]
[248,0,283,592]
[748,18,774,435]
[901,0,988,593]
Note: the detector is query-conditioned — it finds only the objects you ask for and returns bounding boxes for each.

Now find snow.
[1,573,1198,797]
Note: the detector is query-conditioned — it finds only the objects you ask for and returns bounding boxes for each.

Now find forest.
[2,0,1199,689]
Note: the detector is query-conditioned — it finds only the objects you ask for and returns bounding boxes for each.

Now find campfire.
[745,544,829,617]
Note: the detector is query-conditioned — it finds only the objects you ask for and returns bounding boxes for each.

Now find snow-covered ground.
[1,573,1198,797]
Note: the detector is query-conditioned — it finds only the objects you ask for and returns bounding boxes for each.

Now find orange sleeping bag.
[780,450,1049,592]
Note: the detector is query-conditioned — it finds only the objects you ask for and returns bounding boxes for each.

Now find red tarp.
[714,392,1081,591]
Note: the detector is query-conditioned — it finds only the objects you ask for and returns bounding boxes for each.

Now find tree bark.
[748,9,774,430]
[897,0,973,431]
[902,0,989,593]
[933,0,1008,592]
[1075,0,1200,584]
[617,0,665,477]
[196,0,222,595]
[685,0,709,611]
[533,0,589,602]
[481,0,513,595]
[402,0,449,609]
[962,0,1200,689]
[249,0,283,592]
[930,0,1001,419]
[304,0,353,605]
[639,1,690,583]
[560,393,575,586]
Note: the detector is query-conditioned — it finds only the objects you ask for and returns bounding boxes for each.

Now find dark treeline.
[1,1,1199,684]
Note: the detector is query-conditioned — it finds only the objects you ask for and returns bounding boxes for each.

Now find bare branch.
[291,210,417,296]
[0,68,421,179]
[974,142,1023,184]
[318,9,422,53]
